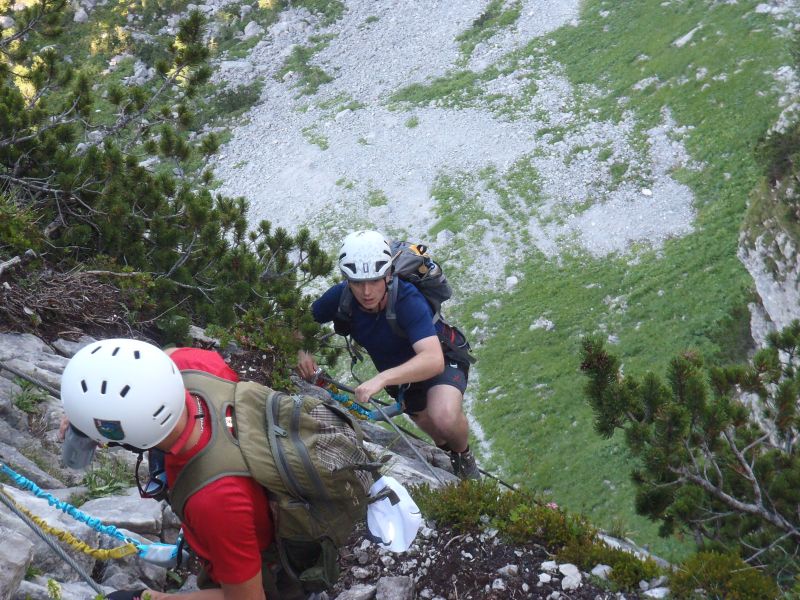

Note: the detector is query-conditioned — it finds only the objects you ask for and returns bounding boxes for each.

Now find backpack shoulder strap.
[169,370,250,521]
[333,285,354,335]
[385,278,405,338]
[386,278,442,338]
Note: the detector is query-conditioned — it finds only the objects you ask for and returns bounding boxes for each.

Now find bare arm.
[354,335,444,404]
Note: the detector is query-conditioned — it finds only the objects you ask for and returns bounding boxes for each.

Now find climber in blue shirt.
[297,230,480,479]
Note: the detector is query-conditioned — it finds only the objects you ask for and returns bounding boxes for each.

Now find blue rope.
[322,386,404,422]
[1,462,155,556]
[324,387,373,419]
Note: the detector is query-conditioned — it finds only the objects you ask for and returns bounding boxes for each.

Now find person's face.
[348,277,389,311]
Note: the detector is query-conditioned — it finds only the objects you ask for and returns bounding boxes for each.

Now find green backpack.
[169,370,378,593]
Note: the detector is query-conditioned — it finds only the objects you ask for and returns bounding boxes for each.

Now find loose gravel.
[209,0,701,463]
[211,0,696,267]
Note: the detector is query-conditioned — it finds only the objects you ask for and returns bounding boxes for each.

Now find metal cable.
[0,487,105,596]
[0,360,60,398]
[318,373,516,490]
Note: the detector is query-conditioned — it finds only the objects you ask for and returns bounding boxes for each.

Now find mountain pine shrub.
[414,480,662,593]
[557,540,661,590]
[669,551,779,600]
[580,321,800,589]
[0,0,333,371]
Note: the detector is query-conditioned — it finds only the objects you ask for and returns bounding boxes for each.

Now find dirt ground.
[333,522,641,600]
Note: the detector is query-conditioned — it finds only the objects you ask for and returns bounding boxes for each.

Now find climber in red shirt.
[60,340,280,600]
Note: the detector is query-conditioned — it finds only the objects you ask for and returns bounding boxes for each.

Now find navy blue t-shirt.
[312,280,439,373]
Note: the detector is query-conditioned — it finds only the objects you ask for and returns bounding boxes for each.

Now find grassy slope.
[440,0,790,560]
[70,0,782,562]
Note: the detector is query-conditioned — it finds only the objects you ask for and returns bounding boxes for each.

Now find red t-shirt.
[165,348,274,585]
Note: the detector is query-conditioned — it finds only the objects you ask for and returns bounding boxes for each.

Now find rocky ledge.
[0,331,663,599]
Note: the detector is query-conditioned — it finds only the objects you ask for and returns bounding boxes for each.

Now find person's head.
[338,230,394,311]
[60,339,186,449]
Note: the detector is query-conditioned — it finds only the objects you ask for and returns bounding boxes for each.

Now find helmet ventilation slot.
[153,404,172,425]
[120,385,130,397]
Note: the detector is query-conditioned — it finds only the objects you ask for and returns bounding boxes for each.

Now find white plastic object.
[138,542,189,568]
[61,423,98,469]
[366,475,422,552]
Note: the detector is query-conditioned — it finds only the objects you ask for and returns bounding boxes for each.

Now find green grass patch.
[428,172,493,237]
[404,115,420,128]
[211,0,283,58]
[361,15,379,27]
[390,69,490,108]
[455,0,522,62]
[12,379,48,414]
[217,34,261,61]
[609,161,629,187]
[450,0,792,561]
[486,155,544,213]
[367,188,389,207]
[316,93,364,114]
[292,0,345,25]
[74,452,135,502]
[597,145,614,162]
[536,124,567,143]
[302,125,329,150]
[275,36,335,96]
[200,81,264,122]
[459,237,753,560]
[335,177,355,189]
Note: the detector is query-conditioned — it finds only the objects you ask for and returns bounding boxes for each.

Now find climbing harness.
[0,463,187,568]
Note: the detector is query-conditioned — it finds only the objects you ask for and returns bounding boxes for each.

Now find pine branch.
[675,465,798,537]
[0,0,64,53]
[722,427,762,505]
[161,232,197,278]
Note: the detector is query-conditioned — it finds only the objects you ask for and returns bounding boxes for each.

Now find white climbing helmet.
[338,230,393,281]
[60,339,186,449]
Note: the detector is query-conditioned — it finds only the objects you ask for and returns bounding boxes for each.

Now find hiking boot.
[449,448,481,480]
